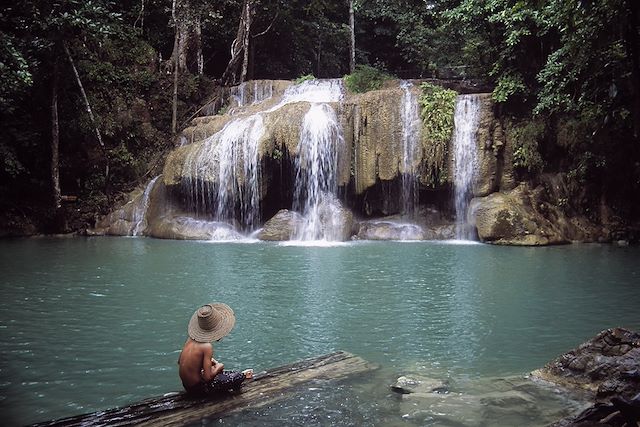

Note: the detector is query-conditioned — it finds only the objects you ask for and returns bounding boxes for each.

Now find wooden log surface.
[32,351,375,427]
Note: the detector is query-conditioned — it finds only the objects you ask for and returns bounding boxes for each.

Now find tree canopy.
[1,0,639,232]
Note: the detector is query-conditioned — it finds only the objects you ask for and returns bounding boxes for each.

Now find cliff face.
[93,79,615,244]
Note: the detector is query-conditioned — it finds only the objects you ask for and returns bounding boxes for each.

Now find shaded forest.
[1,0,639,235]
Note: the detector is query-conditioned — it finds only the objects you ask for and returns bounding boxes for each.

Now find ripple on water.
[0,238,639,426]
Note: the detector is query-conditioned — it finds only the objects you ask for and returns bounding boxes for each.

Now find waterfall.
[253,81,274,104]
[132,175,160,236]
[277,79,344,107]
[293,104,345,241]
[230,82,247,107]
[400,81,421,218]
[182,79,344,238]
[453,94,481,240]
[184,115,264,232]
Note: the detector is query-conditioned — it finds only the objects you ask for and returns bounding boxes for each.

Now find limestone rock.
[470,184,569,245]
[258,209,303,241]
[313,195,354,241]
[473,94,501,196]
[354,220,425,240]
[146,216,242,240]
[92,188,144,236]
[347,88,404,194]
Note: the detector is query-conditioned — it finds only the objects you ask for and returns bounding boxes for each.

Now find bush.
[343,65,393,93]
[295,74,316,84]
[419,82,458,187]
[508,120,545,174]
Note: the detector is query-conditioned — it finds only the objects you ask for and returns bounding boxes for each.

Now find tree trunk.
[240,1,254,83]
[171,0,179,134]
[63,42,110,197]
[51,55,61,210]
[134,0,145,29]
[196,16,203,75]
[349,0,356,73]
[222,0,256,86]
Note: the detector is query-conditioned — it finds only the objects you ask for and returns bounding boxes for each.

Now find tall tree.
[348,0,355,73]
[222,0,257,85]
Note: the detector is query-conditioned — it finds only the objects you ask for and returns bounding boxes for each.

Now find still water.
[0,237,638,426]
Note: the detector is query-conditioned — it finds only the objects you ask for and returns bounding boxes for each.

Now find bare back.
[178,338,213,388]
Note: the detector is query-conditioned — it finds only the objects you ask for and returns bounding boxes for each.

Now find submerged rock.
[391,375,448,394]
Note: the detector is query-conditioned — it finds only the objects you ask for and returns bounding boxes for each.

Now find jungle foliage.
[1,0,639,233]
[418,83,458,187]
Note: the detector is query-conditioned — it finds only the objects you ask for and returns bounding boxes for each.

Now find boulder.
[470,184,569,245]
[147,216,242,240]
[312,194,354,241]
[532,328,640,399]
[354,220,425,240]
[532,328,640,426]
[257,209,303,241]
[422,224,456,240]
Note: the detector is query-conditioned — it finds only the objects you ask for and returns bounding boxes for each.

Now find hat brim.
[188,303,236,343]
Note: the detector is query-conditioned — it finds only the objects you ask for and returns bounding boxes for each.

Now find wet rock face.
[533,328,640,400]
[354,221,426,240]
[147,216,243,240]
[257,209,303,241]
[533,328,640,427]
[470,184,569,245]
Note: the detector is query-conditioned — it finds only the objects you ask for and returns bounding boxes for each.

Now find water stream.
[183,79,345,238]
[183,114,265,231]
[293,104,345,241]
[132,175,160,236]
[400,81,421,218]
[453,95,481,240]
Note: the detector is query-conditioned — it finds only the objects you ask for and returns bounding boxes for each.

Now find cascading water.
[253,81,273,104]
[229,82,247,107]
[293,103,345,241]
[400,81,421,218]
[132,175,160,236]
[183,79,344,237]
[453,94,481,240]
[183,115,264,232]
[277,79,344,106]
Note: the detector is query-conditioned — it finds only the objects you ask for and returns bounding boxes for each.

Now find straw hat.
[188,303,235,343]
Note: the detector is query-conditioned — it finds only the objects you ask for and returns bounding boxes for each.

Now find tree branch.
[252,11,278,39]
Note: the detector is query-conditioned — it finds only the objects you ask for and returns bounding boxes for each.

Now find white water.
[277,79,344,106]
[253,81,273,104]
[184,79,345,238]
[132,175,160,236]
[400,81,422,218]
[453,94,481,240]
[293,103,345,241]
[184,115,264,232]
[229,82,247,107]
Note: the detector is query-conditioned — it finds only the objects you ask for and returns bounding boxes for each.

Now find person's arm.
[201,344,214,381]
[201,344,224,381]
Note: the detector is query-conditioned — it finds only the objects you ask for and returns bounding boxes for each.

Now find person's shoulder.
[196,341,212,351]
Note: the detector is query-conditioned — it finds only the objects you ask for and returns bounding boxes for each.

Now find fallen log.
[32,351,374,427]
